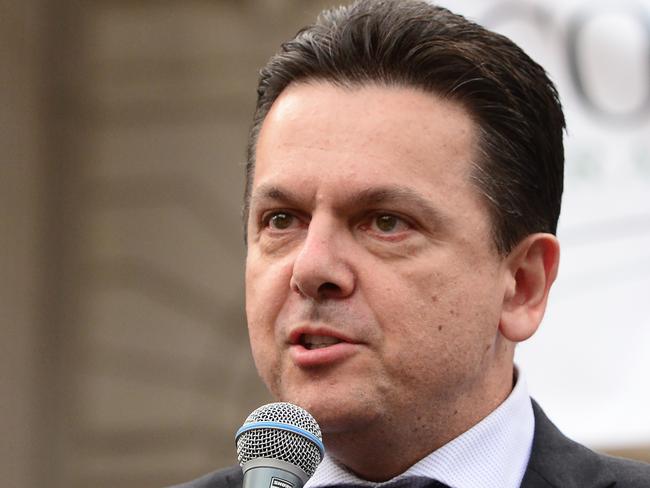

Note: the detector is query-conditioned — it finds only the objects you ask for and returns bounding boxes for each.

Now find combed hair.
[244,0,565,254]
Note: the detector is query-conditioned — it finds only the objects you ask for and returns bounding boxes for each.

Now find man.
[175,0,650,486]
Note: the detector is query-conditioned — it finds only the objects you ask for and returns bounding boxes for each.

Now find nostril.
[318,282,341,296]
[291,261,355,299]
[290,275,307,296]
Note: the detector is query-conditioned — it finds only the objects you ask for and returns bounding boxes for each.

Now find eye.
[265,212,298,230]
[374,215,399,232]
[368,214,411,234]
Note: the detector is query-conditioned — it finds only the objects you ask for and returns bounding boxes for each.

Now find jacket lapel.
[521,400,616,488]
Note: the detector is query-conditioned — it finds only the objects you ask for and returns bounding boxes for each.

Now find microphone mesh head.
[236,402,323,477]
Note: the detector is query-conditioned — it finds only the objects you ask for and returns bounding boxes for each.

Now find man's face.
[245,81,509,435]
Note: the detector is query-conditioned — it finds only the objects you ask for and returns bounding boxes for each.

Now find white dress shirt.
[306,368,534,488]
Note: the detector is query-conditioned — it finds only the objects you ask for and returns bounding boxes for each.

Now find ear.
[499,233,560,343]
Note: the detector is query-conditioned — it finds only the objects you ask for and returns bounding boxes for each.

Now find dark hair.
[244,0,565,254]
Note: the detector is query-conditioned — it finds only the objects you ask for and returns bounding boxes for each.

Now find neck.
[323,362,515,481]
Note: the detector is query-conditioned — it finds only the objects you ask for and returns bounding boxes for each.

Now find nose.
[290,216,355,300]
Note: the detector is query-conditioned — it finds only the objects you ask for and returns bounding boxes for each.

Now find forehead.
[251,81,481,212]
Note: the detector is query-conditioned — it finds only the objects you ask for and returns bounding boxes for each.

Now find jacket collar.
[521,400,616,488]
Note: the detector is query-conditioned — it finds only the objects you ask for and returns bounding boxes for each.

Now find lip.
[288,327,361,368]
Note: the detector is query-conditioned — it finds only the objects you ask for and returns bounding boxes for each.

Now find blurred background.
[1,0,648,487]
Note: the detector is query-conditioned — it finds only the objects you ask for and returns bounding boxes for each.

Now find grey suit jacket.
[172,401,650,487]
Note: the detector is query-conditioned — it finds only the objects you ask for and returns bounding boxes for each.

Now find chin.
[279,385,383,435]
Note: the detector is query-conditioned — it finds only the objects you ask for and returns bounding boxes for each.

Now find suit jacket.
[171,401,650,488]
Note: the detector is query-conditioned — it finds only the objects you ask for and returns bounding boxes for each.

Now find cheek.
[368,267,446,356]
[246,300,284,397]
[376,262,498,365]
[245,256,292,384]
[245,253,292,322]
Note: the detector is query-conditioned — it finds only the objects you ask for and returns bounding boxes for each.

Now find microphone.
[235,402,325,488]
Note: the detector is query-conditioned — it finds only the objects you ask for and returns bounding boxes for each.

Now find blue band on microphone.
[235,421,325,456]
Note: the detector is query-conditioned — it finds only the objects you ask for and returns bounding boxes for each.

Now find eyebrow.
[249,183,447,227]
[249,184,303,210]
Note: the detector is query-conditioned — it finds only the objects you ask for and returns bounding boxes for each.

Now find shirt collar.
[306,367,534,488]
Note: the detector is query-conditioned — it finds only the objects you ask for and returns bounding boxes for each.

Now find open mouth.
[299,334,343,350]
